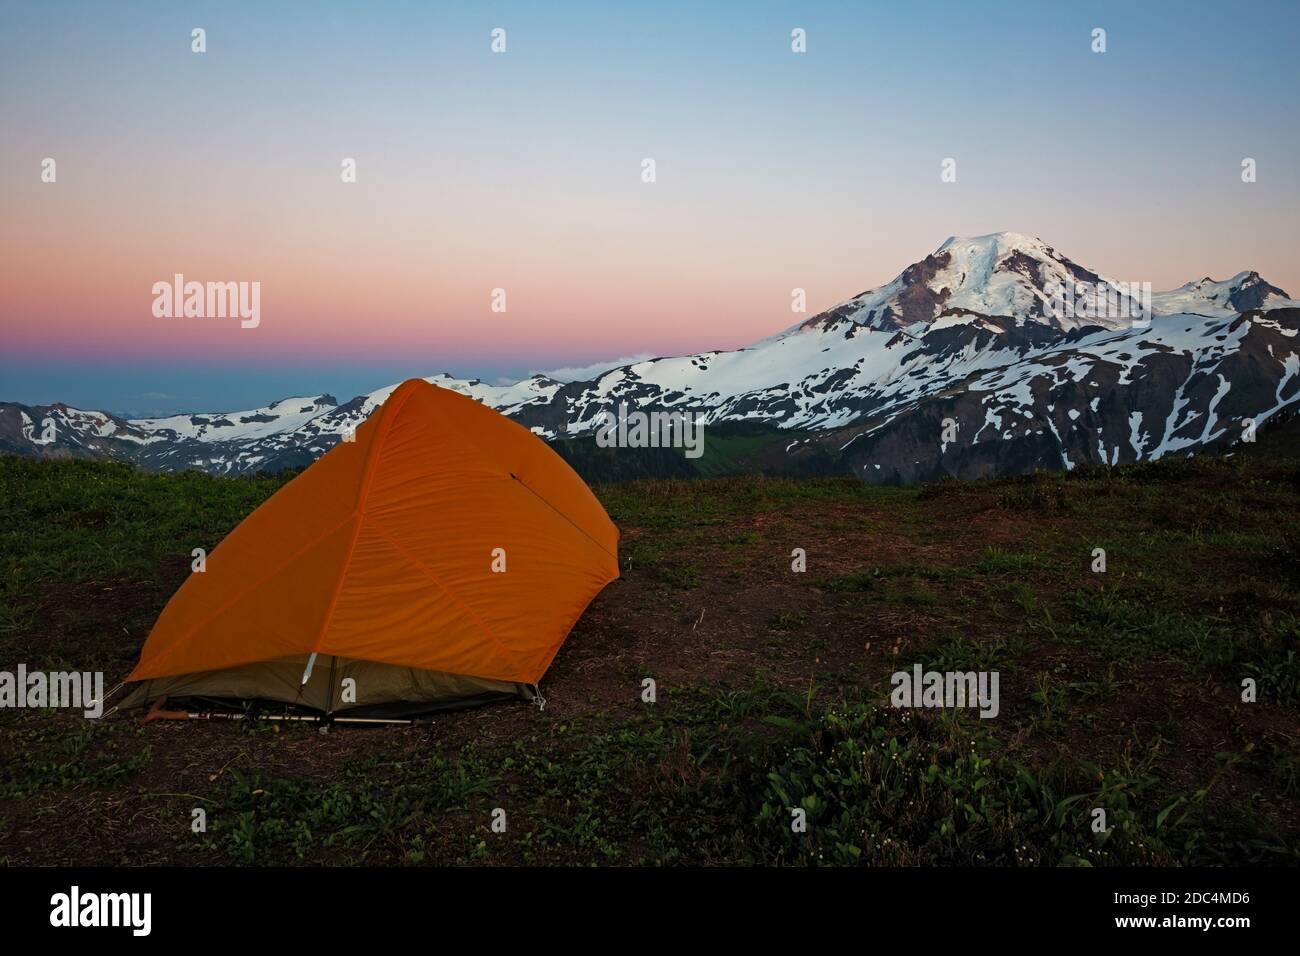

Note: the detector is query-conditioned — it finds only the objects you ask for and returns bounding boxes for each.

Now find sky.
[2,0,1298,415]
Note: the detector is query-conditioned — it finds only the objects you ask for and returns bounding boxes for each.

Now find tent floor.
[122,654,536,720]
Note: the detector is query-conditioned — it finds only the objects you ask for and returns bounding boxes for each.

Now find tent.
[122,378,620,719]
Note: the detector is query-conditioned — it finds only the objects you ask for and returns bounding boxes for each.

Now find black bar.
[3,866,1287,940]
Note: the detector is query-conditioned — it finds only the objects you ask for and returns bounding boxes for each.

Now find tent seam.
[133,388,417,680]
[424,384,615,554]
[531,565,620,683]
[507,474,618,562]
[307,384,418,657]
[130,510,355,679]
[366,517,531,680]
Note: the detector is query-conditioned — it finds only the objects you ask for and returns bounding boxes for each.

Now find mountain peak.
[795,233,1297,337]
[935,232,1048,255]
[1153,270,1292,316]
[797,232,1118,334]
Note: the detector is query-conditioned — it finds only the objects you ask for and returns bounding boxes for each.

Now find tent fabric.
[126,378,619,707]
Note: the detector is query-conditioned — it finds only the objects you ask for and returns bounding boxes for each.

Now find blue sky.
[2,0,1298,414]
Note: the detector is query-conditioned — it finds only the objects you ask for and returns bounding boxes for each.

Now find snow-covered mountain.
[802,232,1139,332]
[0,374,567,475]
[1150,271,1297,317]
[4,234,1298,483]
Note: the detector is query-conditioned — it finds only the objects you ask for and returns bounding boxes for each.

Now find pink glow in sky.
[3,1,1298,388]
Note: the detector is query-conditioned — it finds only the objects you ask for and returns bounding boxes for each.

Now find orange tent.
[124,378,619,717]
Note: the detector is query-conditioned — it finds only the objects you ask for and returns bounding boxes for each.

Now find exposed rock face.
[826,308,1300,483]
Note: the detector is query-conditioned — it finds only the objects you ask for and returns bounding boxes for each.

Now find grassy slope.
[1,445,1298,866]
[549,421,837,483]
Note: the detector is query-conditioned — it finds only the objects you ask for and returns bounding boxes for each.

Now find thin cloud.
[533,354,656,383]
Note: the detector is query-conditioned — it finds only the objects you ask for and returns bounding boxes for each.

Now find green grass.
[0,457,290,635]
[3,439,1300,866]
[205,752,498,864]
[921,632,1023,673]
[975,546,1040,574]
[1025,587,1300,705]
[160,686,1300,865]
[597,475,883,531]
[655,562,703,590]
[0,721,152,800]
[750,700,1285,865]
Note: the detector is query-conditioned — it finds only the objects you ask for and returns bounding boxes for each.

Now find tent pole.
[139,695,413,726]
[188,710,412,726]
[324,654,340,720]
